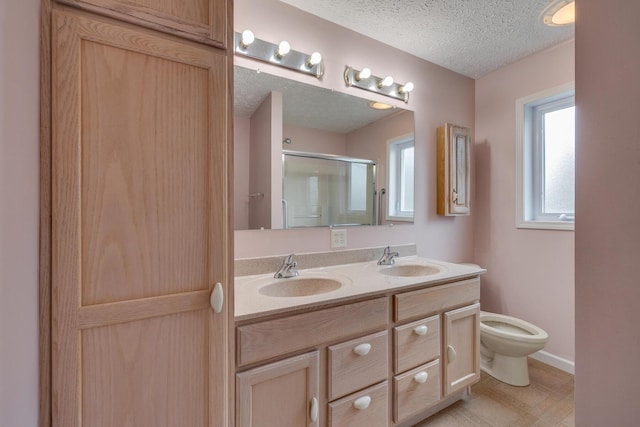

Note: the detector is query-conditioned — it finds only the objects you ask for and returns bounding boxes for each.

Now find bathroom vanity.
[234,255,484,426]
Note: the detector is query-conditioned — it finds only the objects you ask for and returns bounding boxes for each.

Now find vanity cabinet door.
[437,123,471,216]
[237,352,320,427]
[55,0,229,47]
[443,303,481,396]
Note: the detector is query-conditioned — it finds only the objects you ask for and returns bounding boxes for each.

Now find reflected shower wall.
[282,150,376,228]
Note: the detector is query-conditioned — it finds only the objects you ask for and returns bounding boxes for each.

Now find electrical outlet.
[330,229,347,248]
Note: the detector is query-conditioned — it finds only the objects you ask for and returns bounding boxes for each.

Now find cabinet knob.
[413,371,428,384]
[413,325,428,336]
[353,395,372,410]
[210,283,224,313]
[447,345,457,363]
[353,343,372,356]
[310,397,318,422]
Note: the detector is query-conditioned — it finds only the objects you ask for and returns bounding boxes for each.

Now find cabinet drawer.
[328,381,389,427]
[394,278,480,322]
[328,331,388,401]
[394,315,440,374]
[393,359,441,423]
[238,297,388,366]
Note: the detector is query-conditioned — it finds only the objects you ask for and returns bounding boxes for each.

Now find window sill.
[386,215,413,223]
[516,220,574,231]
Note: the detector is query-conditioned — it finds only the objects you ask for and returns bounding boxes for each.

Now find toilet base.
[480,353,530,387]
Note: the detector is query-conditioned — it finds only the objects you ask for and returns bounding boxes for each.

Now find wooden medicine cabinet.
[437,123,471,216]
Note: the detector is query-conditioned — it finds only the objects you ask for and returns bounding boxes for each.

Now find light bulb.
[399,82,414,93]
[240,30,255,48]
[276,41,290,58]
[379,76,394,88]
[357,68,371,81]
[307,52,322,67]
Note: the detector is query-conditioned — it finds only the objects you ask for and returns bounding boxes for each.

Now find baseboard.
[530,350,575,375]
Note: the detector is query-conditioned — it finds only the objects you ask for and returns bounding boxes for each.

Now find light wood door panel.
[443,303,480,396]
[56,0,228,47]
[79,38,210,306]
[82,310,209,426]
[51,9,229,427]
[237,352,320,427]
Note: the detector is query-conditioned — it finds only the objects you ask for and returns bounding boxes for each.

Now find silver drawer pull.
[353,343,372,356]
[447,345,457,363]
[413,325,428,336]
[353,395,371,410]
[413,371,428,384]
[310,397,318,422]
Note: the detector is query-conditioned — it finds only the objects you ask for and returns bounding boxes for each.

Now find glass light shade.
[552,2,575,25]
[240,29,255,47]
[308,52,322,66]
[400,82,414,93]
[277,41,290,57]
[379,76,394,87]
[357,68,371,80]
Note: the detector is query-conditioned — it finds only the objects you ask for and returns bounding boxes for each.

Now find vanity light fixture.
[234,31,324,78]
[344,66,414,103]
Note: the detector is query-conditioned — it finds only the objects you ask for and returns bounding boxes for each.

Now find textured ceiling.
[279,0,574,78]
[235,66,406,133]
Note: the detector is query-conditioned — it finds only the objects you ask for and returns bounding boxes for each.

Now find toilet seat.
[480,311,548,344]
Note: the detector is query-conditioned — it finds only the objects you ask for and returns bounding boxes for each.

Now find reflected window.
[388,135,415,219]
[348,163,368,212]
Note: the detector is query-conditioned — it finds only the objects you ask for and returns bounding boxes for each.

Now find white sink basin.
[258,276,345,297]
[379,264,441,277]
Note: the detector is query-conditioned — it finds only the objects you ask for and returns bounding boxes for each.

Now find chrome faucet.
[274,254,299,278]
[377,246,399,266]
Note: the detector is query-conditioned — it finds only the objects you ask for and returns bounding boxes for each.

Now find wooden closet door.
[51,10,229,427]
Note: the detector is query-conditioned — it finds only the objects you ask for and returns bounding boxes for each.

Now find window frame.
[516,82,575,231]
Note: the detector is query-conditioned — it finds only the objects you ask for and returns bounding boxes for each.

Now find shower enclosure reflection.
[283,151,376,228]
[234,65,415,230]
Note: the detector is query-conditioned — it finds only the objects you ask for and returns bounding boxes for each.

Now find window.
[348,162,368,212]
[388,134,414,220]
[516,83,575,230]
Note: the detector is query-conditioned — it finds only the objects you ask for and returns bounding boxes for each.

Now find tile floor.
[414,358,574,426]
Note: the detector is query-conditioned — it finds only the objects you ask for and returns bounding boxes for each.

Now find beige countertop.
[235,256,486,321]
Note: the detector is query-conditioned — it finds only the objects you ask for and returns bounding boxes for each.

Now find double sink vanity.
[234,247,485,426]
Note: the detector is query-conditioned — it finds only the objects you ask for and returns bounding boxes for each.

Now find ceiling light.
[240,29,255,48]
[542,0,575,26]
[368,101,394,110]
[276,41,290,58]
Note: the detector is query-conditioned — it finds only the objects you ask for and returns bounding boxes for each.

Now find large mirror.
[234,65,415,230]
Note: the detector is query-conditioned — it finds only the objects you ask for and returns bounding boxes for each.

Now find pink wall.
[283,124,347,155]
[248,92,283,229]
[575,1,640,424]
[474,41,575,364]
[234,116,250,229]
[234,0,475,261]
[0,0,40,425]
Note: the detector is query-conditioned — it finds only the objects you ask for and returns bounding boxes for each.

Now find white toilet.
[479,311,548,386]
